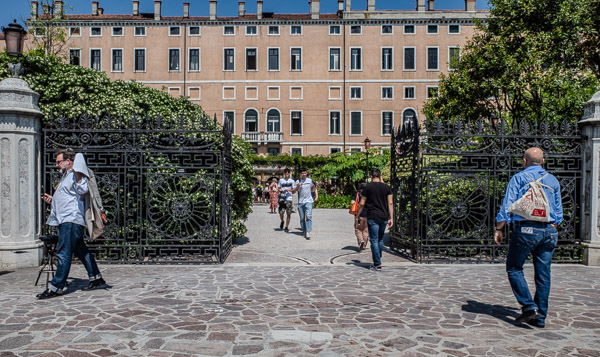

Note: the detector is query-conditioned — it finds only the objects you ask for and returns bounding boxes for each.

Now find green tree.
[424,0,599,123]
[26,0,70,58]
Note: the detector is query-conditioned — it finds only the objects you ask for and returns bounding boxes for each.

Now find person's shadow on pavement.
[461,300,532,328]
[60,278,112,296]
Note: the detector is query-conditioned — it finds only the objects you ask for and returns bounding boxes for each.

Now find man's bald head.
[524,147,544,167]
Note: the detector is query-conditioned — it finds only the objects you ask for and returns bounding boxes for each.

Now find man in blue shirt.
[495,147,563,328]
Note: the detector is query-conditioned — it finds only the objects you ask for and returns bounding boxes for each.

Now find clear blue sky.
[3,0,488,29]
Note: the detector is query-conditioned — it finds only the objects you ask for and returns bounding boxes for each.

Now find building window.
[189,26,201,36]
[350,112,362,135]
[69,27,80,37]
[135,49,145,72]
[329,111,341,135]
[382,47,393,71]
[382,111,393,136]
[246,25,257,35]
[169,26,181,36]
[224,111,235,133]
[449,47,460,70]
[90,27,102,37]
[382,25,393,34]
[350,25,362,34]
[427,25,438,34]
[350,148,362,153]
[404,86,415,99]
[350,87,362,100]
[268,48,279,71]
[382,87,393,99]
[268,26,279,35]
[169,49,180,71]
[403,109,417,125]
[427,47,439,70]
[246,48,257,71]
[448,24,460,34]
[245,109,258,132]
[224,26,235,35]
[69,49,80,66]
[329,25,340,35]
[134,27,146,36]
[111,49,123,72]
[112,27,123,36]
[291,48,302,71]
[427,86,439,98]
[330,147,342,155]
[267,109,281,132]
[224,48,235,71]
[90,49,101,70]
[268,148,280,156]
[404,47,416,71]
[404,25,415,34]
[291,111,302,135]
[350,48,362,71]
[291,148,302,156]
[291,25,302,35]
[329,48,341,71]
[189,48,200,71]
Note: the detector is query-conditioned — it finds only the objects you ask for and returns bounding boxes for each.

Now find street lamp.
[2,20,27,77]
[363,137,371,179]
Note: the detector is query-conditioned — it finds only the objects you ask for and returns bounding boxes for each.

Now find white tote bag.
[508,172,553,222]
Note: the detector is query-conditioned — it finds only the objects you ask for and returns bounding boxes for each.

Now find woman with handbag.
[351,183,369,252]
[269,179,279,213]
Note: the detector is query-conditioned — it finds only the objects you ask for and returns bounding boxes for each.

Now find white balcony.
[241,131,283,144]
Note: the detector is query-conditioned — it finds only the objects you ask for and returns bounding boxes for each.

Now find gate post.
[0,76,44,270]
[579,90,600,266]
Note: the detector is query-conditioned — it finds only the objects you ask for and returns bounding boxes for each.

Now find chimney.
[416,0,425,11]
[55,0,63,18]
[238,1,246,17]
[92,1,99,16]
[428,0,434,10]
[98,7,104,15]
[345,0,351,11]
[367,0,375,11]
[133,0,139,16]
[183,2,190,18]
[31,1,38,20]
[338,0,343,11]
[310,0,320,19]
[209,0,217,20]
[465,0,476,11]
[154,1,161,20]
[257,0,263,20]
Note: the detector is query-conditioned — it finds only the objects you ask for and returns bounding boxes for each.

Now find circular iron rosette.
[426,175,490,241]
[146,173,214,240]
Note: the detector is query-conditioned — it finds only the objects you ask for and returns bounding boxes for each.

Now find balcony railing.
[241,131,283,144]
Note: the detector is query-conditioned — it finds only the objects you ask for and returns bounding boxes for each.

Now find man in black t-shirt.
[355,168,393,271]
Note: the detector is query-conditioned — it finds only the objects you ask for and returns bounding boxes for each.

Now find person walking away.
[494,147,562,328]
[278,168,296,232]
[37,148,106,299]
[269,179,279,213]
[355,169,393,271]
[256,183,263,203]
[353,183,369,251]
[294,168,318,239]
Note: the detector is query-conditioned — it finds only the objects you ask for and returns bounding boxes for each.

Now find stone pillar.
[579,90,600,266]
[0,76,44,270]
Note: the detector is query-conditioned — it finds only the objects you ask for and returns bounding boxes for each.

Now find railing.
[241,131,283,144]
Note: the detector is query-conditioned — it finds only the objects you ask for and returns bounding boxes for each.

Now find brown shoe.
[358,241,365,252]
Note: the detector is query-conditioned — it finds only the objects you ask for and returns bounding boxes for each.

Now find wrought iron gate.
[391,117,582,263]
[43,114,233,264]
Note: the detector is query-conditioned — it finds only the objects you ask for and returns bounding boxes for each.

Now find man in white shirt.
[278,168,296,233]
[294,169,318,239]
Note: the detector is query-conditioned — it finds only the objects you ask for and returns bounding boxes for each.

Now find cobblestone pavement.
[1,206,599,356]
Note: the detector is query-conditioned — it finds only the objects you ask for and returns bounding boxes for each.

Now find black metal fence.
[43,113,233,264]
[390,117,582,263]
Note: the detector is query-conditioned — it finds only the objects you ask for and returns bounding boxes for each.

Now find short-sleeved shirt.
[278,178,296,201]
[295,178,315,204]
[361,182,392,221]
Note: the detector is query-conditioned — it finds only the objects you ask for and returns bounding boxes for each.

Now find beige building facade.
[24,0,487,155]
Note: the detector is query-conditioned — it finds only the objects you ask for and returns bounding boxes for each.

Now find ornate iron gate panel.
[43,114,233,264]
[391,117,582,263]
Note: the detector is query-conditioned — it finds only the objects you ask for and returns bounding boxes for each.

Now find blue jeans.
[506,222,558,323]
[298,202,313,234]
[368,219,387,266]
[49,222,102,291]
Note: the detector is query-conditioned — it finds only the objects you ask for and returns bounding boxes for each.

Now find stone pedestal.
[0,77,43,270]
[578,90,600,266]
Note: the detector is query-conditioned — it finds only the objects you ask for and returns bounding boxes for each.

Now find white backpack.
[508,172,553,222]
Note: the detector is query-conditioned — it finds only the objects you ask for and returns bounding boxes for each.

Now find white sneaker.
[305,231,311,239]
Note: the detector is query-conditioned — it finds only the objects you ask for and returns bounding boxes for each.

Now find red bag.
[349,193,359,215]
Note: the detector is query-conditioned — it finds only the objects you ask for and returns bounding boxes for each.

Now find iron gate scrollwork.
[391,117,582,263]
[43,113,234,264]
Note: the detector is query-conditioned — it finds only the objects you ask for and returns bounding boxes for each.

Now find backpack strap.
[523,172,554,192]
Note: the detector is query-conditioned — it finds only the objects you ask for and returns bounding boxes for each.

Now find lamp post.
[363,137,371,180]
[2,20,27,78]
